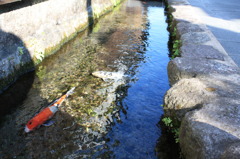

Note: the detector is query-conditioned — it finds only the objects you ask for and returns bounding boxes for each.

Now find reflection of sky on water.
[98,2,170,158]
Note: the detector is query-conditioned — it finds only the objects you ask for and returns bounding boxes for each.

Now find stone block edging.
[164,0,240,158]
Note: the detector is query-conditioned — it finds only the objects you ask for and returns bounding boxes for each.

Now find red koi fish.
[24,87,75,133]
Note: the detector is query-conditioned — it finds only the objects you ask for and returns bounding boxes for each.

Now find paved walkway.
[187,0,240,66]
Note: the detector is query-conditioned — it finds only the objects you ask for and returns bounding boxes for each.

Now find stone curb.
[164,0,240,158]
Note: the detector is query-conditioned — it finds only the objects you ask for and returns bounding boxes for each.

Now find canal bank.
[0,0,122,93]
[164,0,240,158]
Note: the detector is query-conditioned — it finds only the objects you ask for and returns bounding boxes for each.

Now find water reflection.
[90,1,170,158]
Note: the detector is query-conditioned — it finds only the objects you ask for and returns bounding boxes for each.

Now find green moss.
[92,0,123,20]
[0,61,34,92]
[36,0,124,65]
[18,47,24,56]
[36,65,47,81]
[162,116,180,143]
[93,23,101,33]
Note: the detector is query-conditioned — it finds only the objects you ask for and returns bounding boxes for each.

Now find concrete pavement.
[187,0,240,66]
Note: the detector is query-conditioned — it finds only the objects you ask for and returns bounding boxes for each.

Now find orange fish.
[24,87,75,133]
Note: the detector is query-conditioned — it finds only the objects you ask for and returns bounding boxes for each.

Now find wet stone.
[180,44,225,61]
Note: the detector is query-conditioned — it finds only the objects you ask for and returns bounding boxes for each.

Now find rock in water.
[92,71,125,81]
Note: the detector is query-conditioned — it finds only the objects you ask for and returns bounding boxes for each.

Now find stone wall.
[164,0,240,158]
[0,0,121,93]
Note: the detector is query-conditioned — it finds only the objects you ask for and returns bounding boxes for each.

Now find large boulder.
[164,78,216,121]
[164,73,240,121]
[180,99,240,159]
[0,30,33,93]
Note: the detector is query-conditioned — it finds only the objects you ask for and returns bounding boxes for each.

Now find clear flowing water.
[0,0,170,158]
[98,3,170,159]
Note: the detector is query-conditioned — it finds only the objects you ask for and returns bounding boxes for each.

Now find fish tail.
[50,87,75,107]
[56,87,75,107]
[66,87,75,97]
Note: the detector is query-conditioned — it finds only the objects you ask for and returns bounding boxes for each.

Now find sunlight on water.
[0,0,170,158]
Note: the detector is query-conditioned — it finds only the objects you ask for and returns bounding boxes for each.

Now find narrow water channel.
[98,2,170,159]
[0,0,170,158]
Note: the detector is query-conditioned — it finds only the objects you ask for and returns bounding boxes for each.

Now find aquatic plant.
[164,2,181,60]
[162,117,173,127]
[36,66,47,81]
[162,117,180,143]
[171,39,181,59]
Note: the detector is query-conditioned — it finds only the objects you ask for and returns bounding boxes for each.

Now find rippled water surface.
[0,0,170,158]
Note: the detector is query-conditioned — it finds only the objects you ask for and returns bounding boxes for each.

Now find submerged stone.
[92,71,125,81]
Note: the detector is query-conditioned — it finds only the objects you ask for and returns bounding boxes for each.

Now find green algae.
[0,60,34,93]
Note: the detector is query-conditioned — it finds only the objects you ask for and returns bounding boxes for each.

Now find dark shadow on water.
[0,104,89,158]
[0,29,35,122]
[0,29,36,158]
[0,72,35,123]
[156,117,181,159]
